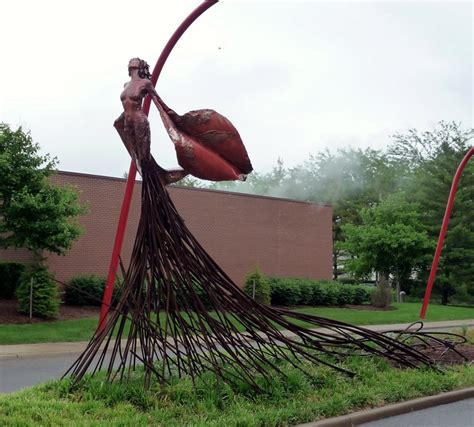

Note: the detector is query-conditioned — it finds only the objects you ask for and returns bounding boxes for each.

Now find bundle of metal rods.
[66,158,454,390]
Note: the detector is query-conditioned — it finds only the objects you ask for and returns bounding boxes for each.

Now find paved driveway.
[0,354,81,393]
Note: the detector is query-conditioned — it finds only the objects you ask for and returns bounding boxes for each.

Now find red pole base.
[98,162,137,332]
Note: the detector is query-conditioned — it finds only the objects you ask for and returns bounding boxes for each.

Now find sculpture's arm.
[162,168,189,185]
[145,82,182,126]
[151,157,189,185]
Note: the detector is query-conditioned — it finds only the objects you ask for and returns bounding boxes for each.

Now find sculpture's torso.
[120,78,149,126]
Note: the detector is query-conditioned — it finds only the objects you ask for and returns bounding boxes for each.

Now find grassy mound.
[1,355,474,426]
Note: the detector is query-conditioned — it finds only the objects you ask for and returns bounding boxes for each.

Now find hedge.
[0,262,25,299]
[268,277,372,307]
[65,275,123,307]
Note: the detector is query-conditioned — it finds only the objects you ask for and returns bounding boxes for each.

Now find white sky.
[0,0,472,178]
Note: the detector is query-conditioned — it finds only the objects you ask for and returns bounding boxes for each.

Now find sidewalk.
[1,319,473,360]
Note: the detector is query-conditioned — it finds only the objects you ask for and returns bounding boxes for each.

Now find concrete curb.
[297,386,474,426]
[1,319,474,360]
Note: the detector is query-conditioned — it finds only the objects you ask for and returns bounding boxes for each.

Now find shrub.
[0,262,25,299]
[269,277,372,307]
[322,283,339,305]
[335,285,355,305]
[298,280,314,305]
[16,264,59,318]
[65,275,106,306]
[192,282,214,310]
[310,282,326,305]
[269,278,301,306]
[353,286,371,305]
[243,268,271,305]
[371,283,393,308]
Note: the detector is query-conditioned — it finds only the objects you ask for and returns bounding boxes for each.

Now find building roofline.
[55,170,332,208]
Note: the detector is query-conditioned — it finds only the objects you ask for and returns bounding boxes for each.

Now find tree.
[285,148,404,279]
[340,192,433,300]
[388,122,474,304]
[0,123,85,255]
[204,149,404,280]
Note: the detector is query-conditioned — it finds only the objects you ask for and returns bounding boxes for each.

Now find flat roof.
[56,170,332,208]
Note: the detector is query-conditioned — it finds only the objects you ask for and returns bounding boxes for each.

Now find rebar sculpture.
[66,2,465,390]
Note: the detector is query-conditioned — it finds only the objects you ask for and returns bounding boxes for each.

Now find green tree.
[206,149,404,280]
[285,148,403,279]
[388,122,474,304]
[0,123,85,255]
[340,192,432,300]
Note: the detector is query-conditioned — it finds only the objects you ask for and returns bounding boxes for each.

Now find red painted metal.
[98,161,137,331]
[98,0,219,331]
[143,0,219,115]
[420,146,474,319]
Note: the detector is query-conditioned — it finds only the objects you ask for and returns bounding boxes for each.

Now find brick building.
[0,171,333,286]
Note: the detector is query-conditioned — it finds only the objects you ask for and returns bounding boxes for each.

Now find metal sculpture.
[66,1,465,391]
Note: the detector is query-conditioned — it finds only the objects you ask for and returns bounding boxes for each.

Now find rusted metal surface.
[154,98,253,181]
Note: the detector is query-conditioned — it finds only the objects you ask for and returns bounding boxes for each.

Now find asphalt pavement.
[361,398,474,427]
[0,353,79,393]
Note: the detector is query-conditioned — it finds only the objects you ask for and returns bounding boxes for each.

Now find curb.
[297,386,474,426]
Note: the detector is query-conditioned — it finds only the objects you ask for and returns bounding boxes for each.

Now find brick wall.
[0,171,333,287]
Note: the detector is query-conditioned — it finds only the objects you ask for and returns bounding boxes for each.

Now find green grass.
[1,354,474,426]
[294,303,474,326]
[0,303,473,345]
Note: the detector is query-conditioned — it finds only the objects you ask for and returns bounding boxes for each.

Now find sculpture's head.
[128,58,151,79]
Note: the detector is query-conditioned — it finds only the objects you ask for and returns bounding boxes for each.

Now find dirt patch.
[425,343,474,364]
[0,299,98,324]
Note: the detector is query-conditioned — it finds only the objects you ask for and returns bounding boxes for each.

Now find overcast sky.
[0,0,472,178]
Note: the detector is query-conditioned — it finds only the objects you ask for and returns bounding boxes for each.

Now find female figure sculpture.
[113,57,253,183]
[113,58,188,184]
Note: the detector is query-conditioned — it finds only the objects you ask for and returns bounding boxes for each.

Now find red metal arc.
[420,146,474,319]
[98,0,219,331]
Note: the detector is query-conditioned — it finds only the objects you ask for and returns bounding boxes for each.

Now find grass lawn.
[295,303,474,326]
[1,354,474,426]
[0,303,473,345]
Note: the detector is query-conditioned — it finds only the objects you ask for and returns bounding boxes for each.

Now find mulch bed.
[0,299,98,324]
[425,343,474,364]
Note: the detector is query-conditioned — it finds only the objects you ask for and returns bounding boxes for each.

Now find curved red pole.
[420,146,474,319]
[98,0,219,332]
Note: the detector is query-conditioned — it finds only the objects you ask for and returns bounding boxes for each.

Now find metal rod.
[420,147,474,318]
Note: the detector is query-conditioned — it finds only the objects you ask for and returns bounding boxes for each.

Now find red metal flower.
[154,97,253,181]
